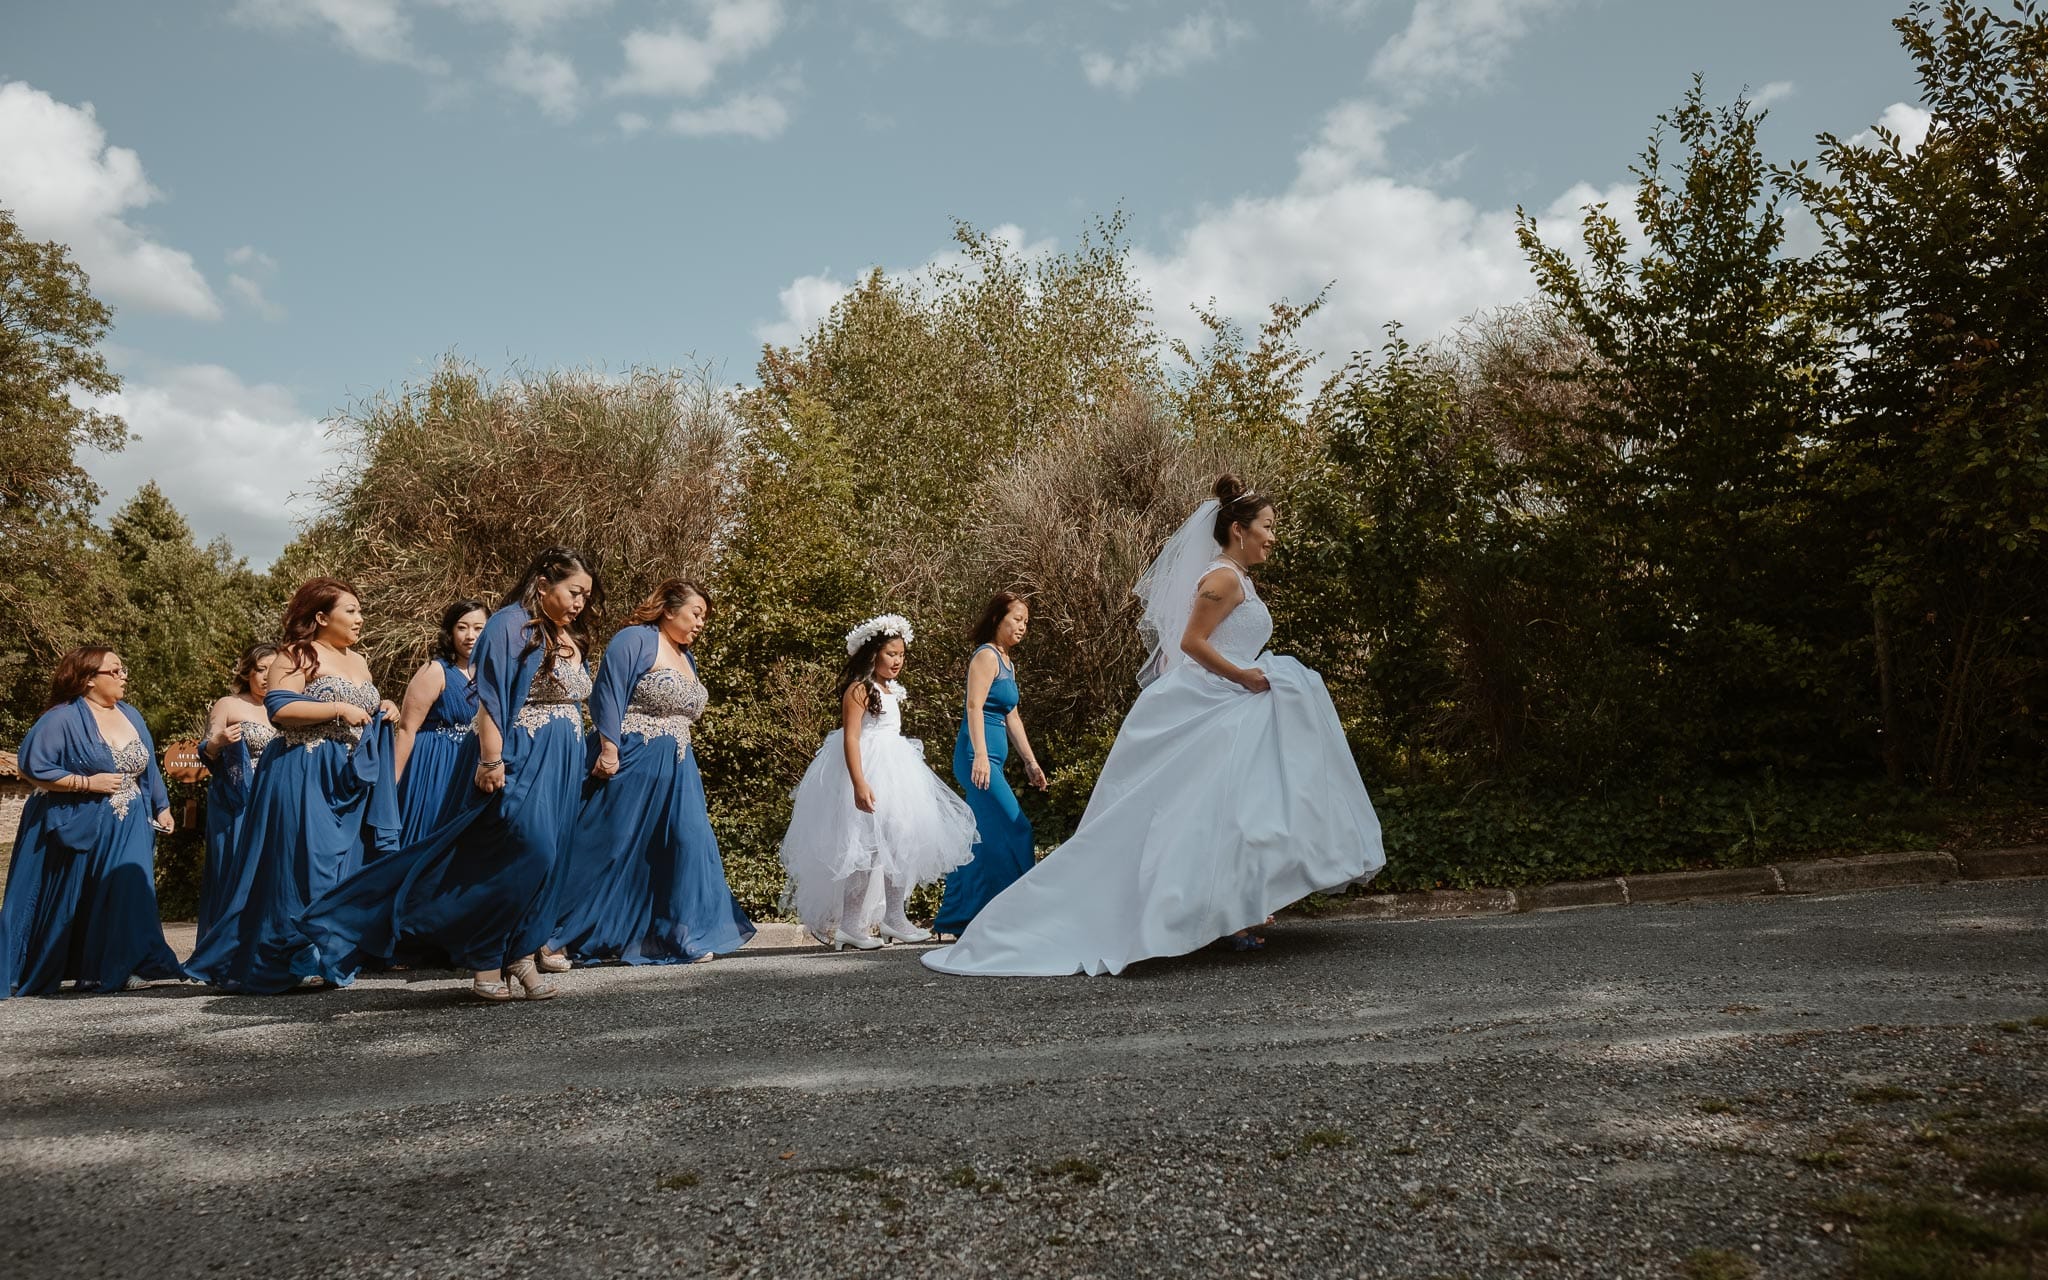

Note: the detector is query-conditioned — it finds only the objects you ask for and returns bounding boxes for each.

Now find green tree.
[103,482,270,740]
[0,204,128,740]
[1516,79,1846,774]
[1790,0,2048,788]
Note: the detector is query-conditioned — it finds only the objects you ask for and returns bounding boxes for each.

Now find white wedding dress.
[922,553,1385,977]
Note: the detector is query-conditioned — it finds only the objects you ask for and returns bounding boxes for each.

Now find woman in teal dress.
[194,642,279,939]
[935,593,1048,936]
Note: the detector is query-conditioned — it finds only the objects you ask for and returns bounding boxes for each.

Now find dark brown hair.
[47,645,116,709]
[1210,473,1275,548]
[433,599,490,665]
[503,546,602,661]
[231,642,280,696]
[968,592,1028,647]
[623,579,710,628]
[278,577,360,683]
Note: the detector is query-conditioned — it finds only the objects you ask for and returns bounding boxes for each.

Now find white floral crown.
[845,612,915,656]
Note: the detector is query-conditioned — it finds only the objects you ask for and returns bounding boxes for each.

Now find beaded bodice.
[241,720,279,759]
[107,737,149,821]
[513,657,591,735]
[279,676,381,751]
[1203,560,1272,665]
[621,665,709,760]
[863,681,906,739]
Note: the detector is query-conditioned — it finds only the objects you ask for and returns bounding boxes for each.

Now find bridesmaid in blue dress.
[186,579,401,993]
[391,599,489,850]
[301,547,600,1002]
[0,646,183,998]
[195,643,279,939]
[935,593,1048,937]
[547,580,755,966]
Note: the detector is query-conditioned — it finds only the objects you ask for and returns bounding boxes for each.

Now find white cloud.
[887,0,954,39]
[1851,102,1932,155]
[431,0,613,32]
[1370,0,1570,98]
[1309,0,1381,18]
[754,224,1055,349]
[79,362,332,564]
[1296,99,1406,189]
[230,0,448,72]
[665,91,791,139]
[615,110,651,135]
[610,0,785,98]
[1752,80,1795,109]
[0,82,221,320]
[495,44,582,119]
[1081,12,1250,95]
[756,271,857,348]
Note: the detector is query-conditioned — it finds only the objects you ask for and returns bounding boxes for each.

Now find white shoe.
[832,928,884,951]
[877,922,932,944]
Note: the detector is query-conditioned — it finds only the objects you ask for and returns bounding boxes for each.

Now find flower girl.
[780,614,978,950]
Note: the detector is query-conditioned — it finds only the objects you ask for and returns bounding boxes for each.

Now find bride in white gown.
[922,475,1385,978]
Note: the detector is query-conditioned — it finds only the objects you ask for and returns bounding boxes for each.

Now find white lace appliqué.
[620,666,709,761]
[107,738,149,821]
[514,659,592,736]
[278,676,382,752]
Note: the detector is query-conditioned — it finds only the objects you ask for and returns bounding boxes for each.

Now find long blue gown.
[185,678,400,992]
[195,720,278,940]
[548,624,755,964]
[396,659,478,850]
[300,604,589,980]
[935,645,1035,934]
[0,699,183,998]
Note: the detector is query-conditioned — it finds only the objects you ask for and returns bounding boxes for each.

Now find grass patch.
[1797,1150,1853,1170]
[1676,1247,1758,1280]
[877,1194,907,1212]
[656,1172,699,1191]
[1038,1157,1102,1185]
[1385,1144,1420,1156]
[1698,1097,1739,1115]
[1852,1085,1923,1105]
[1995,1021,2024,1035]
[2029,1015,2048,1030]
[1965,1158,2048,1196]
[944,1166,1003,1194]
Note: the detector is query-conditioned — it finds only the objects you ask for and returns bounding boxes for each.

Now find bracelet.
[478,759,504,771]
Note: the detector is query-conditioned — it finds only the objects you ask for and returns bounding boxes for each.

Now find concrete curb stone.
[1313,887,1518,920]
[1777,849,1956,894]
[1954,845,2048,880]
[1518,878,1628,912]
[1623,865,1783,903]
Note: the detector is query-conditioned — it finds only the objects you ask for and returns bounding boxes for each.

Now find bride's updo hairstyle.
[1211,474,1274,548]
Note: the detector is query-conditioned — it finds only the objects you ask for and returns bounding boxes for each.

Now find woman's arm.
[841,684,876,812]
[472,705,506,794]
[391,661,445,783]
[964,647,999,790]
[1004,709,1048,791]
[202,697,242,758]
[1180,569,1269,693]
[268,658,373,727]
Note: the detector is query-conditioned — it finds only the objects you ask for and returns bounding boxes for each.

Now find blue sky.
[2,0,1923,565]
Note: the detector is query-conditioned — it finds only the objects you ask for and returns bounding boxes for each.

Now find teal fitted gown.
[936,645,1033,933]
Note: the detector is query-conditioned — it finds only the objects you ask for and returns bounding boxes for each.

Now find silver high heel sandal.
[506,955,560,1000]
[876,922,932,944]
[832,928,884,952]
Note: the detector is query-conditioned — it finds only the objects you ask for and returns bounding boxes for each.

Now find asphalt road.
[2,880,2045,1279]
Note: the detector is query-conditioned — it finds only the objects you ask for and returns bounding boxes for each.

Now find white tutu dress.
[922,541,1385,977]
[779,681,978,939]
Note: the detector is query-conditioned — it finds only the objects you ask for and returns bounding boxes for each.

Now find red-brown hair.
[47,645,116,709]
[278,577,360,682]
[623,579,711,628]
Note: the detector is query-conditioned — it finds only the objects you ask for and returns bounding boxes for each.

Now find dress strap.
[973,643,1014,677]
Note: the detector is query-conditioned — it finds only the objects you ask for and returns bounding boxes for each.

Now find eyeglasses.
[95,666,128,678]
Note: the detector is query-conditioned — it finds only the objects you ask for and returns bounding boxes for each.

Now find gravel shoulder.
[3,880,2045,1279]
